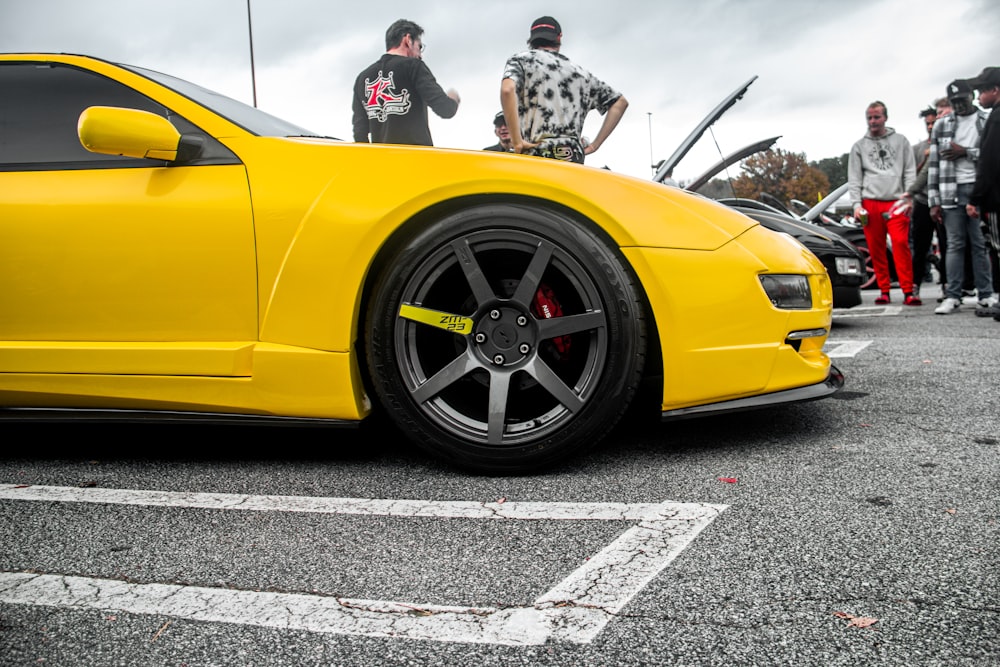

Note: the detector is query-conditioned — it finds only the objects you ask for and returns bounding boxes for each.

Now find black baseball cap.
[493,111,506,126]
[529,16,561,43]
[967,66,1000,90]
[946,79,974,100]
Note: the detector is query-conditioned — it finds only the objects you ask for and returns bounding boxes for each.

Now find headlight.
[759,274,812,309]
[835,257,863,276]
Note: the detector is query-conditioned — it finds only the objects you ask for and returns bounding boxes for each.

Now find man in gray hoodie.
[848,100,918,305]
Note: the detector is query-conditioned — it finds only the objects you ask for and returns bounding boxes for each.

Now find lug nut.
[475,333,487,344]
[519,343,530,354]
[490,309,501,320]
[493,354,505,365]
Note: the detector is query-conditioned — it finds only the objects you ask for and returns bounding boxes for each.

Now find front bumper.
[660,364,844,421]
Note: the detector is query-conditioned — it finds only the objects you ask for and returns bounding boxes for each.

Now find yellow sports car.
[0,54,842,473]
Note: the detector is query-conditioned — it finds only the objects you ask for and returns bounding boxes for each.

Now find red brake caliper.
[532,283,572,357]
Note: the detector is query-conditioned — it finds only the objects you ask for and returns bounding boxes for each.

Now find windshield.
[122,64,323,138]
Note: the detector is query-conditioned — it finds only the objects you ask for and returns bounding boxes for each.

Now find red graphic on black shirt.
[364,71,411,122]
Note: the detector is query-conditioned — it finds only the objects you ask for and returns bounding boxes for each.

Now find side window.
[0,62,230,171]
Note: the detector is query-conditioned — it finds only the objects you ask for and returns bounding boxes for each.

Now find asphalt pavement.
[1,287,997,666]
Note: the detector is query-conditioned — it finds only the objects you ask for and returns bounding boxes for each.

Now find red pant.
[862,198,914,294]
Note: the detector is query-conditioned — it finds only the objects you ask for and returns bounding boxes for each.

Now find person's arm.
[901,135,917,194]
[583,95,628,155]
[927,127,942,208]
[914,141,930,173]
[415,62,460,119]
[501,77,536,154]
[908,159,929,197]
[351,77,370,143]
[847,144,863,214]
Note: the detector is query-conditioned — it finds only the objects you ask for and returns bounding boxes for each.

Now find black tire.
[364,203,647,474]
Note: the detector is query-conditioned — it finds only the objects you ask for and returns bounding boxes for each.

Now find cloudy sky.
[3,0,998,185]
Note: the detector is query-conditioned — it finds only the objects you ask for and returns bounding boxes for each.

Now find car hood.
[649,76,859,260]
[652,76,758,184]
[802,182,850,224]
[684,136,781,193]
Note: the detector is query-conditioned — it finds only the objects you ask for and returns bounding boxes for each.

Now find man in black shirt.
[483,111,512,152]
[352,19,460,146]
[965,66,1000,318]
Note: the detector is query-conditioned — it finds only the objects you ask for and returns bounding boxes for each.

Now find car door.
[0,61,257,377]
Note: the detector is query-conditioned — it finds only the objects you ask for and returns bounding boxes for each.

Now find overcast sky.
[3,0,998,185]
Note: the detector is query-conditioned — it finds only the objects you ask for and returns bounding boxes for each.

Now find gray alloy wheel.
[365,203,647,473]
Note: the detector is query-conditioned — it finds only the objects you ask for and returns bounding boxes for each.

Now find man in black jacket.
[353,19,460,146]
[965,66,1000,319]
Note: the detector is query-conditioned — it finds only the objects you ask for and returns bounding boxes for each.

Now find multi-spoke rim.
[394,229,609,446]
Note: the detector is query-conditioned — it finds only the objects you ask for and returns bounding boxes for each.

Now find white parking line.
[833,305,901,317]
[0,484,727,646]
[824,340,873,358]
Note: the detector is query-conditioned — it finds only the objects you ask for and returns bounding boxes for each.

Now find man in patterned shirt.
[929,79,995,314]
[500,16,628,164]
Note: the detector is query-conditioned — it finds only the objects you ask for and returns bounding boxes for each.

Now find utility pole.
[647,112,654,176]
[247,0,258,107]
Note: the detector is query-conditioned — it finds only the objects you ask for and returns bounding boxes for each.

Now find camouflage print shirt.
[502,49,621,163]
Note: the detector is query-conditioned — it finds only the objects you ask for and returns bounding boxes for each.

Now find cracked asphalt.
[1,289,998,666]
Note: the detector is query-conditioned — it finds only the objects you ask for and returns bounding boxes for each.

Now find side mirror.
[78,106,199,161]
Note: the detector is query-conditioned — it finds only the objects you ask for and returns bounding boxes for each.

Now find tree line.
[697,149,849,209]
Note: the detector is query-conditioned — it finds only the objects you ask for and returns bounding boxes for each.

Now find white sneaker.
[978,294,999,308]
[935,297,961,314]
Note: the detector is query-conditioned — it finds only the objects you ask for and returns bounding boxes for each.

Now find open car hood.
[652,76,758,184]
[652,75,854,236]
[802,182,849,223]
[683,136,781,193]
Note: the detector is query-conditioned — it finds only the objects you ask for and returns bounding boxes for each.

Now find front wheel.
[364,204,647,473]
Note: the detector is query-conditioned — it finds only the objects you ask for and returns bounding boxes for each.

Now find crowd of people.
[843,67,1000,321]
[351,17,998,323]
